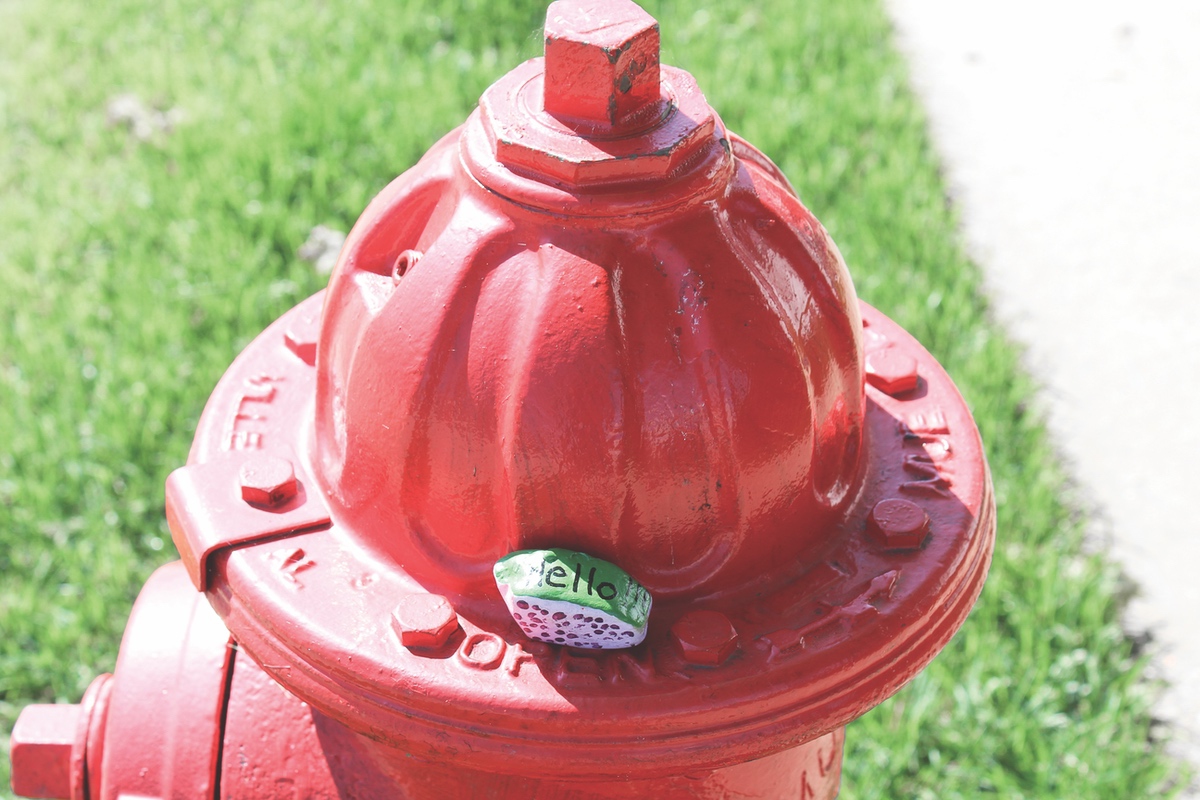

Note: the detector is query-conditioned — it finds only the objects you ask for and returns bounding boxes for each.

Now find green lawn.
[0,0,1183,797]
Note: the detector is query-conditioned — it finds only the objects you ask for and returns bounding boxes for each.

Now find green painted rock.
[493,549,652,649]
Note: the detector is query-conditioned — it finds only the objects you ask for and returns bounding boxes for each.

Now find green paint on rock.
[493,549,651,628]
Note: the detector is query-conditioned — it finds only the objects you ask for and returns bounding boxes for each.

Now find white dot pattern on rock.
[493,549,651,649]
[500,591,646,648]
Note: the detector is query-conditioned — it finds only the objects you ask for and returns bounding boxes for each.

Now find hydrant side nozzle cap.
[543,0,662,129]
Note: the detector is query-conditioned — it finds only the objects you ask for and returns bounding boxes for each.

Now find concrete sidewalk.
[886,0,1200,790]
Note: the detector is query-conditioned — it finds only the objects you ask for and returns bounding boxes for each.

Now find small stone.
[493,548,652,649]
[297,225,347,275]
[106,93,183,142]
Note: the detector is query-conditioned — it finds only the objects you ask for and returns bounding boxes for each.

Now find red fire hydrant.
[10,1,995,798]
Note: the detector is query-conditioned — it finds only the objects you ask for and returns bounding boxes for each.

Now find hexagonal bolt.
[284,327,317,366]
[543,0,661,128]
[392,593,460,650]
[671,610,739,666]
[865,347,919,396]
[10,704,80,799]
[283,305,321,366]
[868,498,931,550]
[238,455,299,507]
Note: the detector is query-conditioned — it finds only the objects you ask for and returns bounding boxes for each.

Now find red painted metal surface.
[220,623,846,799]
[9,705,78,799]
[10,1,995,797]
[9,563,230,800]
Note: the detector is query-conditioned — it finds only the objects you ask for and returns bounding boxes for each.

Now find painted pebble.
[493,549,652,649]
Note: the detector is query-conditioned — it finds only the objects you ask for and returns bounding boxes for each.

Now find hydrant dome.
[311,74,867,601]
[307,0,871,603]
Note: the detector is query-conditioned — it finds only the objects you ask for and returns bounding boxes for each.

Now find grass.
[0,0,1183,796]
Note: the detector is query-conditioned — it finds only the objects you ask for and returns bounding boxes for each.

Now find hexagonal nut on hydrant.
[543,0,661,128]
[480,0,715,189]
[671,610,739,666]
[391,593,460,650]
[865,347,920,396]
[868,498,931,551]
[238,455,298,507]
[9,704,80,800]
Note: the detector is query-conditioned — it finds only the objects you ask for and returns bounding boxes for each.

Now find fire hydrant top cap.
[300,0,878,613]
[463,0,726,207]
[299,3,872,609]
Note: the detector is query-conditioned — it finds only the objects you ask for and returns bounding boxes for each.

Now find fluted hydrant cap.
[309,0,865,602]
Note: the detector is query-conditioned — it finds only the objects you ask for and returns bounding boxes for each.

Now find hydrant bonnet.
[312,0,867,602]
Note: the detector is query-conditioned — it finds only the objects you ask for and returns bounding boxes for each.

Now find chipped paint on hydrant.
[9,1,995,798]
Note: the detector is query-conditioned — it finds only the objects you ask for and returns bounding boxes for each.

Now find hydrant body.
[10,2,995,798]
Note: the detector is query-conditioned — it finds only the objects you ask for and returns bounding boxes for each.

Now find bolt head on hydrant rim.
[392,593,461,649]
[672,610,740,666]
[22,0,1003,793]
[238,455,297,507]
